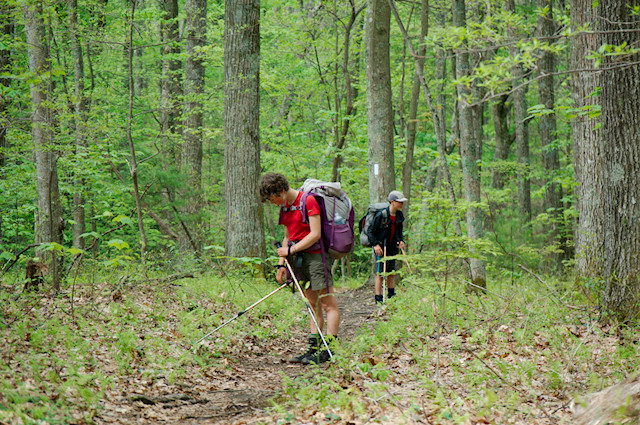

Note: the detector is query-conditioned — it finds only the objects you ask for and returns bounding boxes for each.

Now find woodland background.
[1,0,640,423]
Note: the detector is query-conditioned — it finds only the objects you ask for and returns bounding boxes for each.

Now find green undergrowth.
[0,266,332,424]
[1,266,638,424]
[271,272,640,424]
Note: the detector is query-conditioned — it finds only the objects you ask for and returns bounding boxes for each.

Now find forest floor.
[3,273,639,425]
[95,284,383,425]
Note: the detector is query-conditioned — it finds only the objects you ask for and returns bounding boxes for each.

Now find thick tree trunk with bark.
[224,0,265,258]
[570,0,602,280]
[453,0,486,289]
[366,0,395,202]
[597,0,640,320]
[25,0,63,289]
[181,0,207,254]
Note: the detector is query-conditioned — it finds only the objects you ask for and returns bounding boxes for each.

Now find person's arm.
[397,216,405,250]
[368,212,384,256]
[289,214,321,253]
[275,228,290,283]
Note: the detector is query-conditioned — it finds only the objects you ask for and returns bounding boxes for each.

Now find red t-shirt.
[281,192,321,249]
[389,215,397,245]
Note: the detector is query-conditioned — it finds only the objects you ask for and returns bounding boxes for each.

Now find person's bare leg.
[304,289,324,334]
[319,286,340,336]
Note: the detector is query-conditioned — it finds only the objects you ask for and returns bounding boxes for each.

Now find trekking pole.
[192,282,289,347]
[281,257,334,359]
[400,247,412,273]
[382,243,387,303]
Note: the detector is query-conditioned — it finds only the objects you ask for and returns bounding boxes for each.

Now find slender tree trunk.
[0,5,11,171]
[453,0,486,289]
[366,0,395,202]
[68,0,88,250]
[401,0,428,211]
[25,0,63,289]
[224,0,265,258]
[506,0,531,222]
[597,0,640,320]
[125,0,148,263]
[331,1,364,183]
[158,0,182,164]
[389,0,462,237]
[537,0,563,269]
[490,94,511,189]
[570,0,602,280]
[181,0,207,254]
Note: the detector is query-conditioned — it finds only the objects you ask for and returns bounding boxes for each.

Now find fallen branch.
[518,264,587,311]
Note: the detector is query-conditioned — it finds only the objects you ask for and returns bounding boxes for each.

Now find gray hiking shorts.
[292,252,333,291]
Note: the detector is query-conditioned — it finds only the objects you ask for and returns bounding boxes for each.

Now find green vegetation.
[1,262,638,423]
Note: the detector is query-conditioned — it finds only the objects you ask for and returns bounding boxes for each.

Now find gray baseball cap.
[388,190,408,203]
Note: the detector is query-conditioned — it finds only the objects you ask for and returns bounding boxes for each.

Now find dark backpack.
[358,203,389,247]
[280,179,355,259]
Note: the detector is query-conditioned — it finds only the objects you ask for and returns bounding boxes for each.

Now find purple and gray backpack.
[279,179,355,259]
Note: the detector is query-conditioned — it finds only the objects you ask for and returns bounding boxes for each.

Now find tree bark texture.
[490,94,511,189]
[0,5,11,171]
[453,0,485,289]
[180,0,207,254]
[158,0,182,163]
[366,0,395,203]
[506,0,531,222]
[69,0,88,250]
[537,0,564,269]
[597,0,640,320]
[570,0,602,280]
[224,0,265,258]
[25,0,63,289]
[331,2,363,183]
[401,0,428,211]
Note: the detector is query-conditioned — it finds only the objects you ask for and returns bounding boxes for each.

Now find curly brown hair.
[259,172,290,202]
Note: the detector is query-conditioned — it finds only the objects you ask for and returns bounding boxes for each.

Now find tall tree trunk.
[224,0,265,258]
[389,0,462,238]
[125,0,148,263]
[570,0,602,281]
[401,0,428,211]
[366,0,395,202]
[453,0,486,289]
[181,0,207,254]
[158,0,182,164]
[597,0,640,320]
[0,5,11,245]
[0,4,11,171]
[331,1,364,183]
[506,0,531,222]
[69,0,88,250]
[25,0,63,290]
[490,94,511,189]
[537,0,563,268]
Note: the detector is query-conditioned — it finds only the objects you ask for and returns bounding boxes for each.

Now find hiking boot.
[375,294,384,304]
[288,336,318,364]
[302,349,331,365]
[301,335,338,365]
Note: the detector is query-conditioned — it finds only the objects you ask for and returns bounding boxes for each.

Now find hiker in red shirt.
[259,173,340,364]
